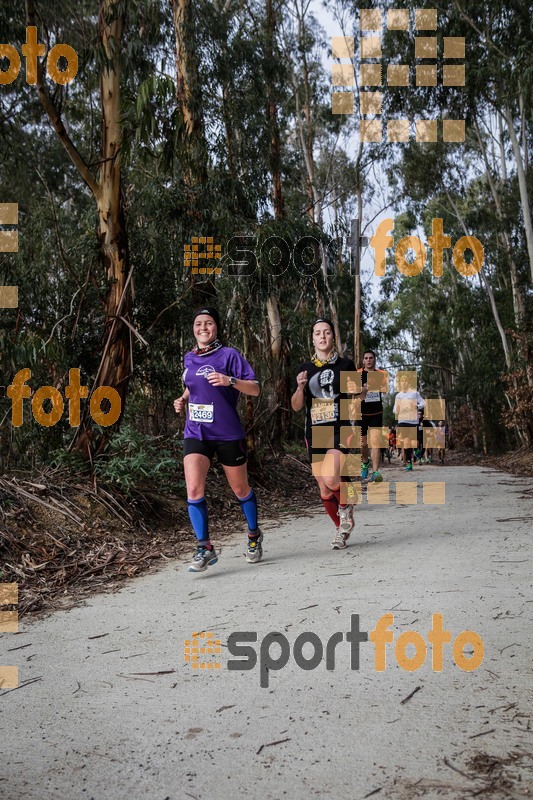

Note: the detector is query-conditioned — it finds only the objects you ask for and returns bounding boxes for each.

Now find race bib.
[189,402,214,423]
[365,391,380,403]
[310,399,337,425]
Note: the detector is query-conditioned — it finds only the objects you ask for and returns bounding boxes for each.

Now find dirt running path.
[1,465,532,799]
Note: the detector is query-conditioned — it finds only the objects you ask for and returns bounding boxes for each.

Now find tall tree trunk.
[240,299,257,467]
[291,1,344,351]
[171,0,208,190]
[477,272,511,369]
[266,0,283,220]
[93,0,131,422]
[445,191,511,369]
[445,189,529,444]
[473,117,532,447]
[503,105,533,284]
[299,13,315,223]
[265,0,287,445]
[27,0,132,459]
[353,184,363,367]
[266,322,287,446]
[474,120,525,327]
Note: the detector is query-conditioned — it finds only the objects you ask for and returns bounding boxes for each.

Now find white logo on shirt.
[196,364,215,377]
[318,369,335,399]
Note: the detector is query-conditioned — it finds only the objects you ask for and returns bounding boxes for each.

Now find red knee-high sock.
[321,493,339,525]
[331,487,344,506]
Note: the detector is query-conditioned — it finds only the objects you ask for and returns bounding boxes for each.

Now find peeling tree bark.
[503,105,533,284]
[291,0,343,351]
[171,0,208,189]
[27,0,132,459]
[446,191,511,370]
[473,119,525,327]
[266,0,283,220]
[94,0,130,396]
[265,0,289,445]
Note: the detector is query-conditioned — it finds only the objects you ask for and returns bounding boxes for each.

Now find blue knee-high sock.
[187,497,209,541]
[237,490,258,533]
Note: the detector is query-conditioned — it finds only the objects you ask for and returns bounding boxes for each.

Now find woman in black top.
[291,319,366,549]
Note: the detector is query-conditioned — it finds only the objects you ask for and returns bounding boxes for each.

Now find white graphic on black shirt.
[309,368,336,400]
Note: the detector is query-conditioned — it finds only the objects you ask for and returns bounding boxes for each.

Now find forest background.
[0,0,531,517]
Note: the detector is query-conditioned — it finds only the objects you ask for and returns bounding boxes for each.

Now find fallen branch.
[443,757,477,781]
[256,737,291,755]
[468,728,496,739]
[0,676,43,697]
[400,685,422,704]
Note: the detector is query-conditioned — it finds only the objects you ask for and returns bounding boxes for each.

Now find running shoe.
[338,505,354,535]
[245,529,263,563]
[331,528,349,549]
[404,463,413,472]
[361,460,370,480]
[367,471,383,483]
[188,545,218,572]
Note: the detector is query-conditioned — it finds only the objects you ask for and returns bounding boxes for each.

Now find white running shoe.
[338,505,354,535]
[188,545,218,572]
[331,528,348,549]
[245,529,263,563]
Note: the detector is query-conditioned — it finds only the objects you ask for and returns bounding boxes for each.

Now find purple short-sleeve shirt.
[183,346,256,441]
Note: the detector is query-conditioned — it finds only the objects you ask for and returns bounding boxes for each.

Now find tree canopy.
[1,0,531,478]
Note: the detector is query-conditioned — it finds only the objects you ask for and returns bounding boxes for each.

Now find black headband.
[311,318,335,338]
[192,307,221,331]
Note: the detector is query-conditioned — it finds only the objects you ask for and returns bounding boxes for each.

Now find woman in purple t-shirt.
[174,308,262,572]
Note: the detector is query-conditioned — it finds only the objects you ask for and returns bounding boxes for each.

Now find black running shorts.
[360,412,383,437]
[183,438,247,466]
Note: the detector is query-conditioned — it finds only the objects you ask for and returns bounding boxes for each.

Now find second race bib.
[310,399,337,425]
[365,391,380,403]
[189,402,214,423]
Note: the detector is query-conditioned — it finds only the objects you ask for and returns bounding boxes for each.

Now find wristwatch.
[229,376,237,387]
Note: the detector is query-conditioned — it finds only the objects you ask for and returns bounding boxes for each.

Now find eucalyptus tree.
[4,0,168,457]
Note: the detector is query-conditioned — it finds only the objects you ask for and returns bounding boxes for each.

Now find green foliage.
[93,425,182,494]
[1,0,530,473]
[49,447,92,477]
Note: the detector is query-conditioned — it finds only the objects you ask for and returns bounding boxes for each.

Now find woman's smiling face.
[194,315,217,346]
